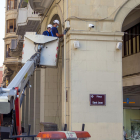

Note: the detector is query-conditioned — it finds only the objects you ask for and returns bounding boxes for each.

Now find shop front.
[123,85,140,139]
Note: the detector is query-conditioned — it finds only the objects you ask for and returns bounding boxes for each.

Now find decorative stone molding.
[5,33,18,40]
[115,0,140,30]
[6,11,17,20]
[67,30,124,42]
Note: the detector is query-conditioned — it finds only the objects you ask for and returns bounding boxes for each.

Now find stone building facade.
[3,0,22,87]
[3,0,140,140]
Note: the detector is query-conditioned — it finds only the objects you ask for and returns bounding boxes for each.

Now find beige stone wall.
[38,1,123,140]
[66,31,123,139]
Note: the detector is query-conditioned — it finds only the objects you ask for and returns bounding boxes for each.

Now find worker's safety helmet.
[53,20,59,25]
[47,24,52,29]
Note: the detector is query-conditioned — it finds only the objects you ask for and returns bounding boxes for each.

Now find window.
[123,23,140,57]
[7,19,16,33]
[6,44,11,58]
[7,0,17,10]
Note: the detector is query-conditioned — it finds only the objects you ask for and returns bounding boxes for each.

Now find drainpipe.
[64,0,68,127]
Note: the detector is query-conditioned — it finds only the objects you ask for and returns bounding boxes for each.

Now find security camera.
[89,24,94,28]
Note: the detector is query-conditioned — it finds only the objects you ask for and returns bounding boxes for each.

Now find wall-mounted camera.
[89,24,95,28]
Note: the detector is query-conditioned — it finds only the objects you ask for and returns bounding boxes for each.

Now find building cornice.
[6,9,17,15]
[4,61,21,65]
[68,30,124,36]
[3,36,18,40]
[67,30,124,42]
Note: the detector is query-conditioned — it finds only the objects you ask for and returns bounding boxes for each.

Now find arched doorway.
[122,4,140,139]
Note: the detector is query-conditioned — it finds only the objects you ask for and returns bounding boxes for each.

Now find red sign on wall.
[90,94,106,106]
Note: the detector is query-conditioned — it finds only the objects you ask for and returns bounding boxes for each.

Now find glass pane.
[6,44,11,58]
[129,40,131,55]
[133,37,136,54]
[11,0,14,9]
[14,19,16,32]
[14,0,17,9]
[137,36,139,52]
[126,41,129,56]
[7,0,10,10]
[124,23,140,56]
[9,20,13,32]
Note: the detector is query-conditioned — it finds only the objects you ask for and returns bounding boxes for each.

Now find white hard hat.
[47,24,52,28]
[53,20,59,25]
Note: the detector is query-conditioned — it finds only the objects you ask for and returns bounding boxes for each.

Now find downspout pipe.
[64,0,68,127]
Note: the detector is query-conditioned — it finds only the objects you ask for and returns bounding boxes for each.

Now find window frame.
[6,19,16,33]
[7,0,17,10]
[123,23,140,57]
[6,44,11,58]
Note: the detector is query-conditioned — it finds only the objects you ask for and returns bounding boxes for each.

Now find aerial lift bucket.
[22,32,59,67]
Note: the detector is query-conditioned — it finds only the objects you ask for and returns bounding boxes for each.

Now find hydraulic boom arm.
[0,47,42,114]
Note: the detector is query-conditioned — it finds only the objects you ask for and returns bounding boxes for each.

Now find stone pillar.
[25,87,29,132]
[40,69,45,124]
[34,69,41,134]
[29,75,34,134]
[68,31,123,140]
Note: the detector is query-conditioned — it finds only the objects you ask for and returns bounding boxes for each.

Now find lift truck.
[0,33,91,140]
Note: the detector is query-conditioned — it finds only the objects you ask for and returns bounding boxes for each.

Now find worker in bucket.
[42,24,53,36]
[51,20,64,38]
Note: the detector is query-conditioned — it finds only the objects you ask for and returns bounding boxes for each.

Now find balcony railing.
[7,28,16,33]
[16,3,41,35]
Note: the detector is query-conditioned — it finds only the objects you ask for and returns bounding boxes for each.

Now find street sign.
[90,94,106,106]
